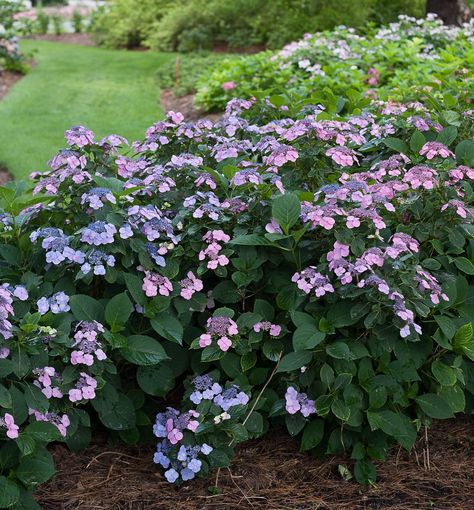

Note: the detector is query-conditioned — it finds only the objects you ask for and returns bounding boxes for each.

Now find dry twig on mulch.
[36,416,474,510]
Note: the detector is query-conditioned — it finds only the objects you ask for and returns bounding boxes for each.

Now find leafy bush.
[94,0,425,51]
[195,15,474,111]
[0,0,29,73]
[0,83,473,504]
[91,0,173,49]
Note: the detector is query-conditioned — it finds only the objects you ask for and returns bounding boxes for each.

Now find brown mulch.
[0,69,22,101]
[160,89,222,123]
[36,416,474,510]
[26,33,95,46]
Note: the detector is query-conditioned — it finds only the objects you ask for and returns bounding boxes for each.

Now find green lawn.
[0,40,173,179]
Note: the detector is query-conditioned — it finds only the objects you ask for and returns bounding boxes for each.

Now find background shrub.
[93,0,426,51]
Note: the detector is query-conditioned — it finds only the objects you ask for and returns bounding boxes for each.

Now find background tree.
[426,0,472,24]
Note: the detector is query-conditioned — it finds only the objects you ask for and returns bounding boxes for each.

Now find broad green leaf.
[354,459,376,485]
[383,137,409,154]
[455,140,474,165]
[151,314,183,345]
[105,292,133,329]
[292,325,325,351]
[120,335,169,365]
[326,342,354,360]
[123,273,146,306]
[16,448,56,486]
[272,193,301,232]
[276,350,312,373]
[454,257,474,275]
[97,394,136,431]
[416,393,454,419]
[367,410,416,449]
[69,295,104,322]
[431,360,456,386]
[300,420,324,451]
[0,477,20,507]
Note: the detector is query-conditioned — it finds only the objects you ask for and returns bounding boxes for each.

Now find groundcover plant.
[0,87,473,506]
[195,15,474,111]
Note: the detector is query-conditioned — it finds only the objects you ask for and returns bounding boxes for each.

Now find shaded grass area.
[0,40,173,179]
[37,416,474,509]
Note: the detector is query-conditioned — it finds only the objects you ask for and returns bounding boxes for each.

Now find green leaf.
[292,325,325,351]
[326,342,354,360]
[105,292,133,329]
[272,193,301,232]
[97,394,136,431]
[120,335,169,365]
[300,420,324,451]
[436,125,457,146]
[150,314,183,345]
[16,435,36,457]
[367,410,416,449]
[431,360,456,386]
[0,477,20,507]
[354,459,376,485]
[0,245,21,267]
[285,414,306,436]
[24,422,61,442]
[276,350,312,373]
[454,257,474,275]
[16,448,56,486]
[416,393,454,419]
[230,234,274,246]
[454,323,474,360]
[383,137,409,154]
[0,383,12,408]
[331,400,351,421]
[455,140,474,165]
[69,295,104,322]
[409,131,426,153]
[434,316,456,340]
[137,365,174,397]
[123,273,146,306]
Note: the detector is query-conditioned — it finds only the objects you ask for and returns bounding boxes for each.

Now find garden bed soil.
[161,89,221,122]
[0,70,22,102]
[26,33,95,46]
[37,416,474,510]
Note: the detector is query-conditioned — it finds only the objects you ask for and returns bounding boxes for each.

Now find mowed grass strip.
[0,40,174,179]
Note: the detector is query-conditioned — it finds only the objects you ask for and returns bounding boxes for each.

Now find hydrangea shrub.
[0,90,473,505]
[195,15,474,111]
[0,0,28,73]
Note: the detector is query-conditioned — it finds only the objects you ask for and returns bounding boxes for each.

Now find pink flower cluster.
[199,230,230,270]
[292,267,334,297]
[253,321,282,336]
[142,270,173,297]
[199,316,239,351]
[179,271,204,300]
[68,372,98,402]
[0,413,19,439]
[71,321,107,366]
[33,367,63,399]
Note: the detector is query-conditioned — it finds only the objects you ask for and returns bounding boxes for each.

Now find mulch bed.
[36,416,474,510]
[26,33,95,46]
[0,70,22,102]
[160,90,222,123]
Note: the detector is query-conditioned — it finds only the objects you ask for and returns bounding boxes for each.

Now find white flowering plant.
[195,15,474,111]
